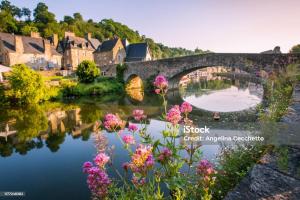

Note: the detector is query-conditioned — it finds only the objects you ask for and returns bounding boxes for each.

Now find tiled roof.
[126,43,148,62]
[0,32,61,56]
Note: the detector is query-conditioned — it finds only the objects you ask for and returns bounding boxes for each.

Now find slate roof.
[0,32,61,55]
[96,38,119,52]
[125,43,149,62]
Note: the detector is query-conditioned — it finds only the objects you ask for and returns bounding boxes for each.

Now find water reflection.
[181,78,263,112]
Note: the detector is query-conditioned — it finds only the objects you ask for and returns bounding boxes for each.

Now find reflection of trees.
[80,104,103,124]
[0,138,13,157]
[181,79,232,97]
[9,106,48,142]
[46,133,66,152]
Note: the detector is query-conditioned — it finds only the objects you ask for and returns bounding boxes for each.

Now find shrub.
[8,64,47,105]
[76,60,100,83]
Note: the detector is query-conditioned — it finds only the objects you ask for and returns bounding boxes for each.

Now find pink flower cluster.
[166,102,192,125]
[132,109,147,121]
[127,144,154,174]
[180,102,193,115]
[104,113,125,132]
[94,153,110,168]
[166,105,182,125]
[128,123,138,133]
[82,155,111,198]
[153,75,168,94]
[158,147,172,163]
[122,134,135,145]
[196,159,216,180]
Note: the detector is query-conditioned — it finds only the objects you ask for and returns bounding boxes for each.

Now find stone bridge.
[102,53,300,87]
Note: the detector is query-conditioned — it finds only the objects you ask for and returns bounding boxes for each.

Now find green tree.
[0,10,17,32]
[20,24,38,35]
[290,44,300,53]
[8,64,46,104]
[76,60,100,83]
[21,7,31,21]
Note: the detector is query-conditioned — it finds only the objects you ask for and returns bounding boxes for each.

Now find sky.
[9,0,300,53]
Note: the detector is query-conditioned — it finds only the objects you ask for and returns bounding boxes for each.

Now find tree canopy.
[290,44,300,53]
[0,0,209,59]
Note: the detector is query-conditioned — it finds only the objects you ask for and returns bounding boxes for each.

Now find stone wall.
[63,48,94,70]
[7,52,62,70]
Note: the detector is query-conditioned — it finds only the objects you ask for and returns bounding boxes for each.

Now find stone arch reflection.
[126,74,144,102]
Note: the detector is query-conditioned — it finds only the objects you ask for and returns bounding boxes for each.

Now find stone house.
[125,43,152,62]
[93,38,126,67]
[59,32,100,70]
[0,32,62,70]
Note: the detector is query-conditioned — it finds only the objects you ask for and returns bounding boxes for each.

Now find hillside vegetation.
[0,0,210,59]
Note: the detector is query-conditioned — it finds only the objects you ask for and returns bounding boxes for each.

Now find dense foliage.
[0,0,209,59]
[290,44,300,53]
[7,64,47,104]
[61,77,124,97]
[76,60,100,83]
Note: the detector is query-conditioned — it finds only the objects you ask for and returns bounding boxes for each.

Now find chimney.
[52,34,58,48]
[14,35,24,53]
[64,31,75,38]
[30,31,41,38]
[85,32,92,41]
[43,39,51,57]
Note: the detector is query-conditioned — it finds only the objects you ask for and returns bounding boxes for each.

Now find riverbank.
[225,82,300,200]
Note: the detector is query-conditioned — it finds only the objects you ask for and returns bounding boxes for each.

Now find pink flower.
[82,161,93,173]
[128,123,138,133]
[122,162,130,171]
[158,147,172,162]
[166,105,182,125]
[129,145,154,173]
[132,109,147,121]
[86,168,111,197]
[153,75,168,89]
[103,113,125,132]
[155,89,161,94]
[122,134,135,145]
[196,159,216,176]
[180,102,192,114]
[94,153,110,168]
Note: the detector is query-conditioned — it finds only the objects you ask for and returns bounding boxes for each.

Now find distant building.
[93,38,126,66]
[0,32,62,70]
[59,32,100,70]
[260,46,281,54]
[125,43,152,62]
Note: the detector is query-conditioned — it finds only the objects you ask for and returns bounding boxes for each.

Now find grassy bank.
[60,77,124,97]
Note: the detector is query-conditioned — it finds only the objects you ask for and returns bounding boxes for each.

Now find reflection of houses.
[94,38,126,67]
[59,32,100,70]
[0,123,17,142]
[0,32,62,70]
[179,66,229,86]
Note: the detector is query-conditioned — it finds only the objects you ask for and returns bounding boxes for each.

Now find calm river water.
[0,75,263,200]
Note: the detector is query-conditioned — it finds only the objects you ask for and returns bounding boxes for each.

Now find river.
[0,74,264,200]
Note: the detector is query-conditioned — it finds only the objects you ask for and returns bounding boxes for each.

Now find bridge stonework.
[102,53,300,84]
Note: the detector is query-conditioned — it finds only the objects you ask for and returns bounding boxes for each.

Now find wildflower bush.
[82,75,217,199]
